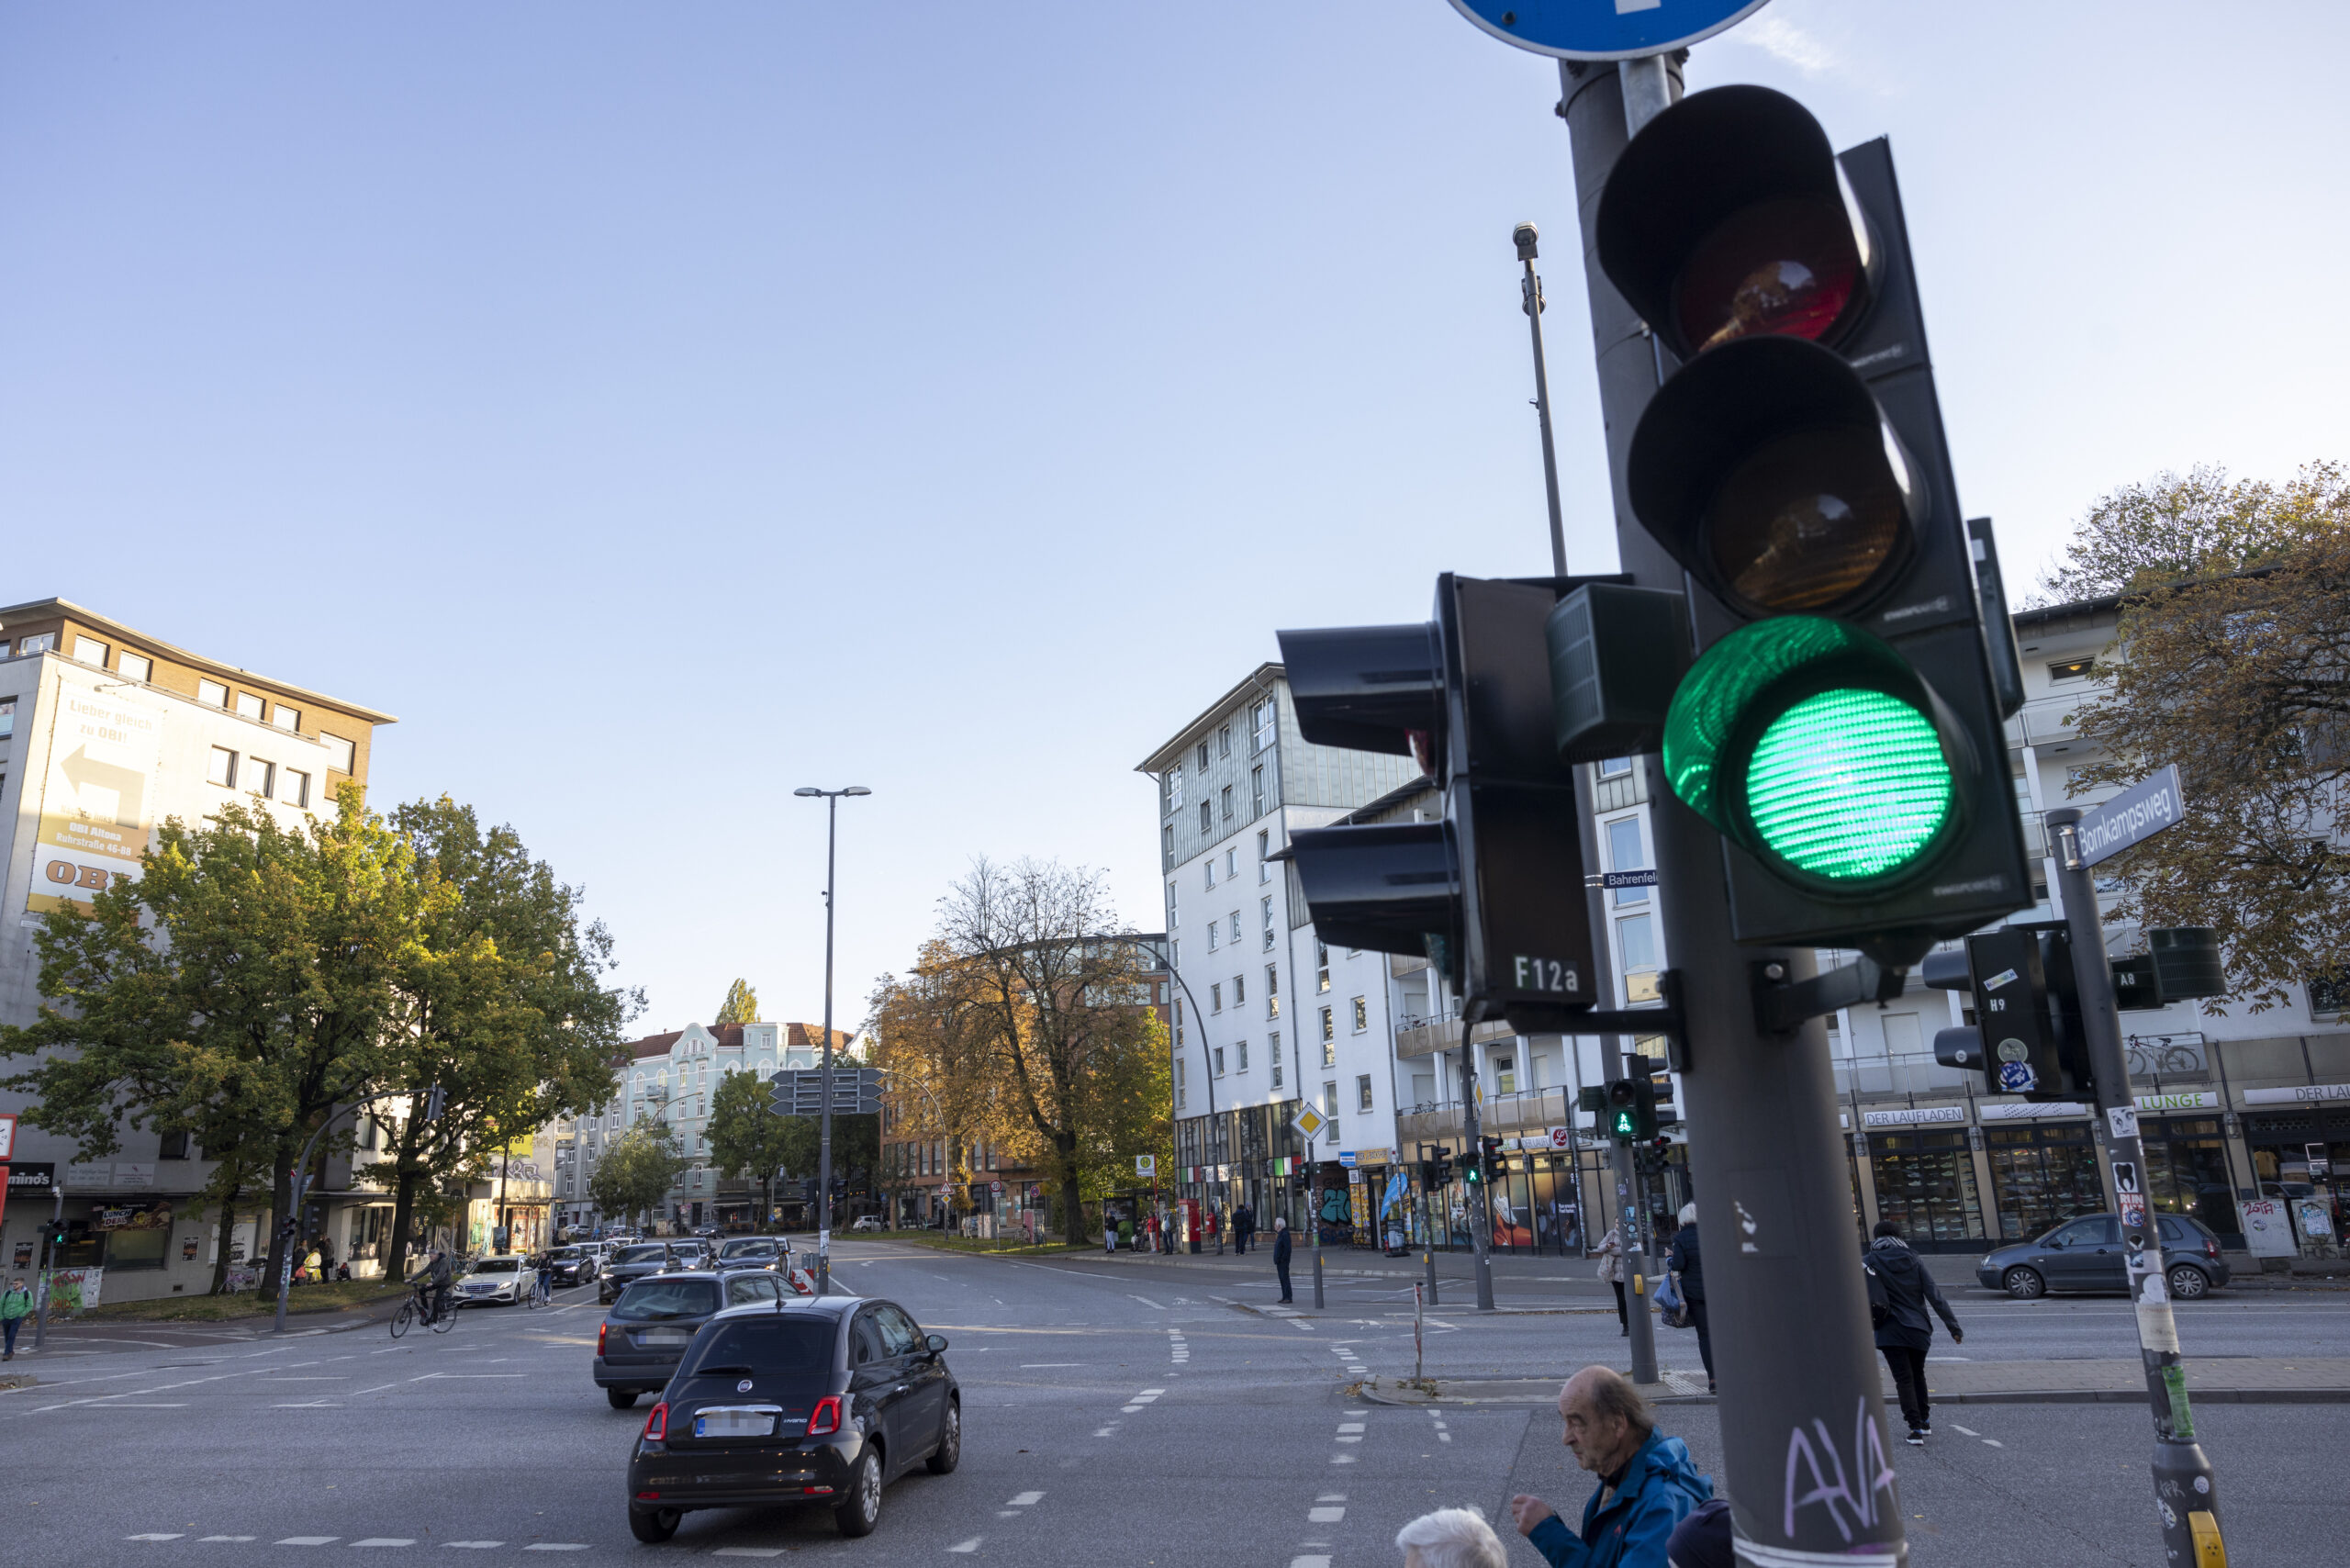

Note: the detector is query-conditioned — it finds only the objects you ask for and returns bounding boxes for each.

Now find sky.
[5,3,2344,1038]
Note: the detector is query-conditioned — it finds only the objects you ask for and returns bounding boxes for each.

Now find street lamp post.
[795,784,871,1297]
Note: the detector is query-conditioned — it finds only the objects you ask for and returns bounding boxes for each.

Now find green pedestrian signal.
[1604,1076,1657,1144]
[1610,1107,1639,1141]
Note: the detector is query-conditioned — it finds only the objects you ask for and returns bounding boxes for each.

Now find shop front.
[1980,1115,2101,1241]
[1860,1107,1986,1249]
[2240,1097,2347,1256]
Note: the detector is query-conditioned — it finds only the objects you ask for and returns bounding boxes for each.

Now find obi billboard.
[28,688,164,915]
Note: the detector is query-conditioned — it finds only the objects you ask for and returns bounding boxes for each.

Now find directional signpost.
[768,1067,884,1118]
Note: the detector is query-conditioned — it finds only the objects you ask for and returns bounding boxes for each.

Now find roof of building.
[0,596,398,724]
[1134,661,1283,776]
[624,1023,853,1061]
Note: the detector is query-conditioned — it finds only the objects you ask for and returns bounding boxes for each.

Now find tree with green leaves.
[714,979,759,1026]
[2052,462,2350,1011]
[3,790,431,1305]
[588,1123,688,1230]
[355,797,636,1278]
[706,1065,795,1229]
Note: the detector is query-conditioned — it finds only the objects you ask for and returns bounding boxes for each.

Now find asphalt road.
[4,1239,2341,1566]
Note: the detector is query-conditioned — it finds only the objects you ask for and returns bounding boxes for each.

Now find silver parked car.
[457,1254,529,1306]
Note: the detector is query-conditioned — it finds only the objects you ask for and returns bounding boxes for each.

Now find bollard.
[1424,1248,1439,1308]
[1313,1249,1326,1309]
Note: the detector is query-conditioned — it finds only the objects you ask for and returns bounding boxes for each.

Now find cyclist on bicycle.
[425,1248,456,1323]
[532,1250,556,1305]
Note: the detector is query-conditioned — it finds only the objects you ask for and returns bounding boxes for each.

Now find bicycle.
[524,1271,554,1309]
[389,1282,459,1338]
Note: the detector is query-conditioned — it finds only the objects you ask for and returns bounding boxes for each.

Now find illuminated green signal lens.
[1747,689,1953,879]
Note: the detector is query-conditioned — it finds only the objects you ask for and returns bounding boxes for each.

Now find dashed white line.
[1008,1491,1045,1506]
[946,1539,982,1554]
[1309,1506,1345,1523]
[274,1538,340,1547]
[352,1540,417,1548]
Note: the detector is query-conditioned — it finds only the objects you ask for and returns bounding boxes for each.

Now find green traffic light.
[1611,1109,1636,1139]
[1747,688,1953,879]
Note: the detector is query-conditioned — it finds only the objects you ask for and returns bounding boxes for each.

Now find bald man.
[1508,1367,1712,1568]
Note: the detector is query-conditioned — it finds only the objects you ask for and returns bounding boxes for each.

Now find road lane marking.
[1337,1422,1364,1433]
[198,1537,256,1542]
[127,1534,185,1541]
[1008,1491,1044,1506]
[1020,1363,1084,1369]
[274,1537,340,1546]
[352,1540,417,1548]
[1982,1439,2005,1449]
[1309,1507,1345,1523]
[946,1539,982,1554]
[1290,1557,1333,1568]
[520,1545,588,1551]
[1130,1295,1166,1309]
[442,1541,504,1549]
[1950,1424,1980,1437]
[713,1551,787,1559]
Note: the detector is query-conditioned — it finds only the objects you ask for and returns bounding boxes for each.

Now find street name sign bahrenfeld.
[1447,0,1774,61]
[2074,764,2185,868]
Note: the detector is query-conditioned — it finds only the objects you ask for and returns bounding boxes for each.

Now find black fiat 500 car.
[626,1295,959,1542]
[597,1271,789,1408]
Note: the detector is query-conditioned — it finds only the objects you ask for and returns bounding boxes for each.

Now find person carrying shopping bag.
[1593,1222,1628,1336]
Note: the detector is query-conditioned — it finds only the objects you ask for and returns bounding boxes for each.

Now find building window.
[1198,742,1210,771]
[159,1129,193,1159]
[1199,801,1211,834]
[1607,816,1649,905]
[1351,996,1368,1033]
[18,632,56,655]
[247,759,275,800]
[1214,1047,1226,1078]
[1261,895,1275,949]
[1494,1052,1516,1094]
[118,651,152,683]
[198,678,229,707]
[2048,656,2096,681]
[284,769,311,808]
[1219,723,1232,758]
[1225,847,1237,879]
[1227,911,1241,946]
[1163,824,1175,868]
[71,636,109,666]
[1595,756,1633,779]
[1168,884,1181,930]
[1221,784,1234,821]
[1168,767,1184,811]
[1207,920,1219,953]
[1316,942,1331,992]
[1205,858,1216,890]
[1265,962,1279,998]
[1251,765,1265,816]
[322,733,355,773]
[1322,1081,1338,1118]
[235,692,264,722]
[273,704,300,732]
[1211,982,1223,1014]
[1357,1074,1374,1113]
[1319,1006,1334,1045]
[1175,1057,1186,1111]
[0,697,13,739]
[1270,1032,1283,1089]
[1236,1039,1249,1073]
[207,747,239,788]
[1258,829,1272,881]
[1253,699,1276,753]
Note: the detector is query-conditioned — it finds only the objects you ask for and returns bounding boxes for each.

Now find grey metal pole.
[818,792,837,1296]
[1557,52,1905,1564]
[31,1185,62,1350]
[2046,809,2227,1564]
[1459,1049,1495,1311]
[1515,224,1569,577]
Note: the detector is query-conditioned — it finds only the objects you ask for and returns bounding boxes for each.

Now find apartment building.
[0,599,394,1302]
[1138,665,1423,1231]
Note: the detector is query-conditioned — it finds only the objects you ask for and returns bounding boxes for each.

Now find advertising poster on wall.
[28,687,164,915]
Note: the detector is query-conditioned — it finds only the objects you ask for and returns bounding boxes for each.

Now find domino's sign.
[1447,0,1775,62]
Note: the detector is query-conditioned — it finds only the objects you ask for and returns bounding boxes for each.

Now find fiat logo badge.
[737,1379,754,1393]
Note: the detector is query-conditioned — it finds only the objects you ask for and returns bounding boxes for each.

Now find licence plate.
[695,1407,778,1439]
[635,1328,693,1347]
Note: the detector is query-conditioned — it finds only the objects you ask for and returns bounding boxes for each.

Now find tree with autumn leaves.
[2041,461,2350,1012]
[867,859,1169,1243]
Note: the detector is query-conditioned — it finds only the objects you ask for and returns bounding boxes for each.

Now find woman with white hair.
[1396,1506,1506,1568]
[1664,1201,1712,1394]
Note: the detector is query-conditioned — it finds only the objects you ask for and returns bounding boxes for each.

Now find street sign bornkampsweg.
[1446,0,1774,62]
[2074,764,2185,868]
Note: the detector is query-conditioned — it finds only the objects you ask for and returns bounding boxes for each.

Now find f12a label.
[1511,956,1583,995]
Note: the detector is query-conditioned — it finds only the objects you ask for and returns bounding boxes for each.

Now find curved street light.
[794,785,871,1294]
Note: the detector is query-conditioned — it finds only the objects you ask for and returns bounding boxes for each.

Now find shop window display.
[1869,1129,1986,1244]
[2139,1117,2242,1247]
[1985,1123,2104,1240]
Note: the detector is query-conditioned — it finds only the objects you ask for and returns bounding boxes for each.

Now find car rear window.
[547,1247,582,1260]
[720,1240,777,1259]
[613,1245,670,1265]
[611,1279,722,1321]
[685,1317,834,1377]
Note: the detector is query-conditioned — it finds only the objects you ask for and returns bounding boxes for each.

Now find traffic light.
[1417,1159,1438,1193]
[1591,85,2031,964]
[1280,574,1600,1033]
[1605,1078,1657,1143]
[420,1083,446,1123]
[1430,1148,1455,1188]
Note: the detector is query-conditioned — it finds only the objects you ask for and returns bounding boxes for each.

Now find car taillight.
[597,1324,608,1357]
[2207,1238,2220,1260]
[806,1395,843,1438]
[643,1402,668,1442]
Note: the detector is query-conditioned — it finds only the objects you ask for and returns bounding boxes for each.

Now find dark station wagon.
[597,1271,793,1407]
[626,1294,959,1542]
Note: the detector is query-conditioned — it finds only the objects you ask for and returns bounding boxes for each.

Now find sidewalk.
[1361,1357,2350,1409]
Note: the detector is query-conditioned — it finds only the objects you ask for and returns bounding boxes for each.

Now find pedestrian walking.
[1862,1219,1963,1445]
[1,1276,32,1360]
[1663,1204,1713,1394]
[1509,1366,1713,1568]
[1396,1506,1507,1568]
[1272,1215,1294,1304]
[1234,1201,1255,1255]
[1594,1223,1628,1336]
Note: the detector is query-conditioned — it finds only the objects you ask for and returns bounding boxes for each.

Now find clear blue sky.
[5,3,2343,1036]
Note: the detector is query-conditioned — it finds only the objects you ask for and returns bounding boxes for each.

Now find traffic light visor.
[1286,820,1459,960]
[1663,617,1965,890]
[1628,335,1919,618]
[1276,623,1442,758]
[1598,85,1874,361]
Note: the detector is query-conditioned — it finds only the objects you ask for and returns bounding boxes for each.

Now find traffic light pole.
[1458,1051,1495,1311]
[1606,1053,1659,1384]
[1557,54,1908,1565]
[2046,809,2227,1563]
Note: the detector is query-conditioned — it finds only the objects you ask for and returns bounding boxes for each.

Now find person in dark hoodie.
[1510,1366,1712,1568]
[1862,1219,1964,1444]
[1663,1203,1713,1395]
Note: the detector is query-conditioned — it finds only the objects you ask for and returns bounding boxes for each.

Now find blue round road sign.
[1447,0,1774,62]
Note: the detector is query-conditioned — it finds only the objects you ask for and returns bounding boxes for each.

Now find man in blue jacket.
[1509,1367,1712,1568]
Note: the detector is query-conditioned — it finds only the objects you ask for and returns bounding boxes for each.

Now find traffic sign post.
[2045,800,2228,1565]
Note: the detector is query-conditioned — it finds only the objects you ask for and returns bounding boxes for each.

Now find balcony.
[1393,1009,1516,1060]
[1397,1087,1574,1144]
